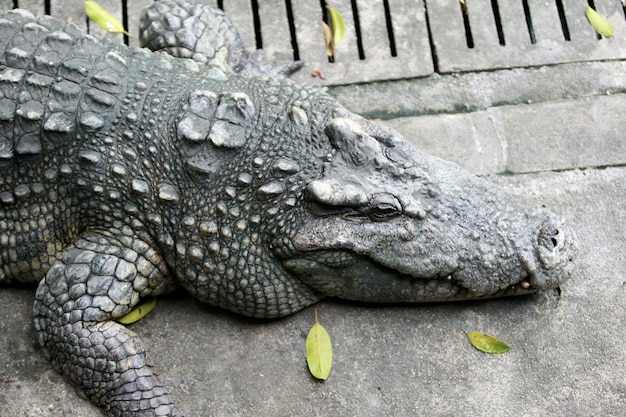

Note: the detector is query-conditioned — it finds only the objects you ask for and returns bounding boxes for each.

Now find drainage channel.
[2,0,433,85]
[429,0,626,72]
[222,0,433,85]
[4,0,626,84]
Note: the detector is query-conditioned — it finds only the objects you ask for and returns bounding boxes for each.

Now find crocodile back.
[0,10,188,284]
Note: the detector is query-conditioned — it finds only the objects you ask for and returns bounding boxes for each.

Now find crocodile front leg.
[33,231,181,417]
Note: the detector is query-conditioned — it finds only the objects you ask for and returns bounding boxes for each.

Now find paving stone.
[383,110,506,176]
[492,94,626,173]
[331,60,626,119]
[381,92,626,175]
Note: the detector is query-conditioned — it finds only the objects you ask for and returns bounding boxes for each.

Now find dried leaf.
[585,5,614,37]
[117,297,157,324]
[459,0,468,13]
[327,7,346,46]
[306,310,332,380]
[322,21,334,57]
[84,1,130,36]
[467,332,511,354]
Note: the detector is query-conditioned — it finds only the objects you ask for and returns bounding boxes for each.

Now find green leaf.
[306,310,333,380]
[327,7,346,46]
[467,332,511,354]
[585,5,614,37]
[84,1,130,36]
[117,297,157,324]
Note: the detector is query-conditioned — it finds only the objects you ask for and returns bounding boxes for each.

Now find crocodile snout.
[538,222,564,251]
[517,218,578,291]
[536,219,577,264]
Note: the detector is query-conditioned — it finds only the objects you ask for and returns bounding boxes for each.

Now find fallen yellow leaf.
[322,21,334,57]
[327,7,346,46]
[306,309,333,380]
[117,297,157,324]
[467,331,511,354]
[585,5,614,37]
[84,1,130,36]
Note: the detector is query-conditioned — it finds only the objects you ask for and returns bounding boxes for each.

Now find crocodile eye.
[368,193,402,220]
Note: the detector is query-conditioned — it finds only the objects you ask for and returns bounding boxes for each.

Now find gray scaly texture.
[139,0,304,77]
[0,4,576,417]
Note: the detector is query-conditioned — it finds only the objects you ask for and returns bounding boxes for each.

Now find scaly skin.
[0,6,576,417]
[139,0,304,77]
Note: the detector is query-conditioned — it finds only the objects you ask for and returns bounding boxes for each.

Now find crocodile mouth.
[282,250,547,303]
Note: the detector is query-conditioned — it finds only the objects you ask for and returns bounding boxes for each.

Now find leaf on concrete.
[467,331,511,354]
[585,5,614,37]
[322,7,345,58]
[322,21,334,57]
[306,309,333,380]
[459,0,468,13]
[117,297,157,324]
[327,7,346,46]
[84,1,131,36]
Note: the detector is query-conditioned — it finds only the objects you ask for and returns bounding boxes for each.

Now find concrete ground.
[1,2,626,417]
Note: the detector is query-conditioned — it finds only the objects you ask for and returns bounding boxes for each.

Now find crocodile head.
[172,81,576,315]
[279,112,577,303]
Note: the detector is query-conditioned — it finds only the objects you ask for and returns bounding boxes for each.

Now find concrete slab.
[382,110,507,176]
[428,0,626,72]
[382,93,626,175]
[330,60,626,119]
[491,94,626,173]
[2,166,625,417]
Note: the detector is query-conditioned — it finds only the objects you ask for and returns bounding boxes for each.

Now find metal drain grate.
[429,0,626,72]
[3,1,626,83]
[218,0,434,85]
[1,0,433,85]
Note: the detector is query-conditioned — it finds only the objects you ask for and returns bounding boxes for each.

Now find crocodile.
[0,3,576,417]
[139,0,304,77]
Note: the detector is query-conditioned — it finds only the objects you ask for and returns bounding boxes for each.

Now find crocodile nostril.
[538,225,560,250]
